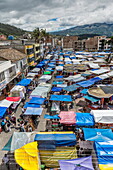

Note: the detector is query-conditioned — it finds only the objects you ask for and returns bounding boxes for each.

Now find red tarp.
[59,111,76,125]
[6,97,20,102]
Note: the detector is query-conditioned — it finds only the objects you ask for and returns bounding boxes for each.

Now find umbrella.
[76,100,87,107]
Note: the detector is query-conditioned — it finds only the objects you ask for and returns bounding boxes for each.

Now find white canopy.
[30,85,51,97]
[93,59,105,63]
[107,71,113,77]
[0,99,13,108]
[56,66,63,71]
[98,73,109,80]
[31,68,40,72]
[88,63,100,69]
[39,75,52,81]
[10,85,25,92]
[90,110,113,124]
[27,73,37,77]
[76,55,86,58]
[64,74,81,81]
[90,68,110,75]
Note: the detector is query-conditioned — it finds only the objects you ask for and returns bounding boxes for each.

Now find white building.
[0,48,28,97]
[0,60,16,91]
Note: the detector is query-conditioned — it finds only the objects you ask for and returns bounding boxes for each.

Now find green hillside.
[51,23,113,37]
[0,23,27,36]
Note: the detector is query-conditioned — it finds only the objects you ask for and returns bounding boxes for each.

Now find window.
[0,72,5,82]
[16,63,18,69]
[20,61,23,69]
[9,67,13,73]
[27,48,34,55]
[27,57,35,63]
[36,46,40,51]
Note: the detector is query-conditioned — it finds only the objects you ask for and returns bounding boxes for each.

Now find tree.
[32,28,40,43]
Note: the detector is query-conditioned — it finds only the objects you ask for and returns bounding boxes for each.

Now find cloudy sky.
[0,0,113,32]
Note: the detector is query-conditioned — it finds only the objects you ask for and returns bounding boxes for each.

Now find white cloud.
[0,0,113,31]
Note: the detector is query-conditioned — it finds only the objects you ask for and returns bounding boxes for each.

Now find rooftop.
[0,48,26,62]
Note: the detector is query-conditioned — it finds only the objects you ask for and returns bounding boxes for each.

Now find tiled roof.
[0,48,26,62]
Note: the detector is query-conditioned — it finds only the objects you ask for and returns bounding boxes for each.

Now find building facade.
[25,45,35,66]
[63,36,78,49]
[0,48,28,99]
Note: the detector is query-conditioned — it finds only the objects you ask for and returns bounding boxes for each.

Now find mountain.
[51,23,113,37]
[0,23,27,36]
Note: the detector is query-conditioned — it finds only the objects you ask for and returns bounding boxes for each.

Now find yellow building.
[25,45,35,66]
[34,43,40,62]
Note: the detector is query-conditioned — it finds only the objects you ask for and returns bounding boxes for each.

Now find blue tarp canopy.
[34,132,76,147]
[95,141,113,164]
[76,113,94,126]
[63,84,79,92]
[50,95,72,102]
[56,76,63,78]
[77,77,102,87]
[59,156,94,170]
[24,102,40,108]
[29,97,45,105]
[44,114,60,119]
[83,128,113,142]
[51,87,62,92]
[80,89,88,94]
[70,56,76,59]
[81,73,91,77]
[77,80,95,87]
[0,107,7,118]
[90,77,102,83]
[52,81,64,85]
[17,79,31,86]
[83,95,100,102]
[46,69,54,71]
[58,64,64,66]
[24,107,43,116]
[95,55,105,57]
[36,64,44,68]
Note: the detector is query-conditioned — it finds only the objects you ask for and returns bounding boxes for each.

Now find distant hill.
[0,23,27,36]
[51,23,113,37]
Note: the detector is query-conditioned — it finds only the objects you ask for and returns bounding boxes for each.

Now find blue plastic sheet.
[63,84,79,92]
[0,107,7,118]
[29,97,45,105]
[56,76,63,78]
[77,80,95,87]
[44,114,60,119]
[80,89,88,94]
[24,102,40,108]
[76,113,94,126]
[50,95,72,102]
[51,87,62,92]
[34,133,76,146]
[24,107,43,115]
[95,141,113,164]
[77,77,102,87]
[52,81,64,85]
[17,79,31,86]
[90,77,102,83]
[46,69,54,71]
[83,128,113,142]
[83,95,100,102]
[36,64,44,68]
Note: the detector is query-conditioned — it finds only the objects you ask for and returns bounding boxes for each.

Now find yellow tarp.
[40,146,77,168]
[99,164,113,170]
[37,131,74,134]
[15,142,40,170]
